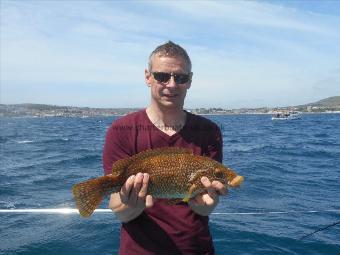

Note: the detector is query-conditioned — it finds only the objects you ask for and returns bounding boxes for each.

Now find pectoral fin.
[188,169,210,183]
[182,184,197,203]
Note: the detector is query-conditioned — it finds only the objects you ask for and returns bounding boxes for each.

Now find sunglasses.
[151,72,192,84]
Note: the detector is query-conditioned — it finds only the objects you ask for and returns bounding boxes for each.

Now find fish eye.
[214,168,224,179]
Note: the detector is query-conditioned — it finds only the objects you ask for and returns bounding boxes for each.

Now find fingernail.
[201,177,208,182]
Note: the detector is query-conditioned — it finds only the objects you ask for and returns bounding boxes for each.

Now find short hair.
[148,41,192,72]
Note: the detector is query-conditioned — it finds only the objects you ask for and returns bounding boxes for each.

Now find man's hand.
[109,172,153,223]
[188,177,227,216]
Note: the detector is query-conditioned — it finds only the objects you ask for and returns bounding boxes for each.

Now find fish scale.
[73,147,244,217]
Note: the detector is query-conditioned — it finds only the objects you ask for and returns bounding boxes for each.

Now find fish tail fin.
[72,175,121,217]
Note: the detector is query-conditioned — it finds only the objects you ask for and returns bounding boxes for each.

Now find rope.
[0,208,339,215]
[212,209,340,215]
[1,208,339,239]
[299,220,340,240]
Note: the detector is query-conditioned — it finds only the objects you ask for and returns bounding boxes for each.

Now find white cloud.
[1,0,339,107]
[152,0,339,35]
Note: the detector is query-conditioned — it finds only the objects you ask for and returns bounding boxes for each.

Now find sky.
[1,0,340,109]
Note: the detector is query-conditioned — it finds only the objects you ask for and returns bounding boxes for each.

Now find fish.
[72,147,244,217]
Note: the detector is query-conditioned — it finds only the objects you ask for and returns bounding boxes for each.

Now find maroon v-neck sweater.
[103,109,222,255]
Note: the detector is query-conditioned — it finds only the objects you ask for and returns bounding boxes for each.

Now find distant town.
[1,96,339,118]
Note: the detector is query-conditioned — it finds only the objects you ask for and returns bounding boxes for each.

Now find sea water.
[0,114,339,254]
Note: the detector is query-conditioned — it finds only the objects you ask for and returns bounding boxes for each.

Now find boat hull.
[271,113,301,120]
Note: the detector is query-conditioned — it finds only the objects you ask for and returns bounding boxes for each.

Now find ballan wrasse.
[72,147,244,217]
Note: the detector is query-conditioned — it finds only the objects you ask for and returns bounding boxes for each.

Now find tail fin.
[72,175,121,217]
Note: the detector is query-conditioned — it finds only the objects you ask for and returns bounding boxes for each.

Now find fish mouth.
[228,175,244,187]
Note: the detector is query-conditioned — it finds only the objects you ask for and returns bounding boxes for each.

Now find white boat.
[271,111,301,120]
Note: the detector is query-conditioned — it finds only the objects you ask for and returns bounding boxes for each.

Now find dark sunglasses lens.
[174,74,190,84]
[153,72,171,83]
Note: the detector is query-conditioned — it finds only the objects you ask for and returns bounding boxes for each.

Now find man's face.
[145,55,192,110]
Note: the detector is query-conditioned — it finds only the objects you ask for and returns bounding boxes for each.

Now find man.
[103,41,226,254]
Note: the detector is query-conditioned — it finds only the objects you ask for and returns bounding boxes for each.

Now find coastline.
[1,111,340,118]
[1,98,340,117]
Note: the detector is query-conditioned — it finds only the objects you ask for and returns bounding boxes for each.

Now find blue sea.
[1,114,339,255]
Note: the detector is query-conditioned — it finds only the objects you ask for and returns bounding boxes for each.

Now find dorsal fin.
[110,147,192,176]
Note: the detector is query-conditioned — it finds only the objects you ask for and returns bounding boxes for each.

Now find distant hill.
[308,96,340,107]
[291,96,340,112]
[1,96,339,117]
[0,103,141,117]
